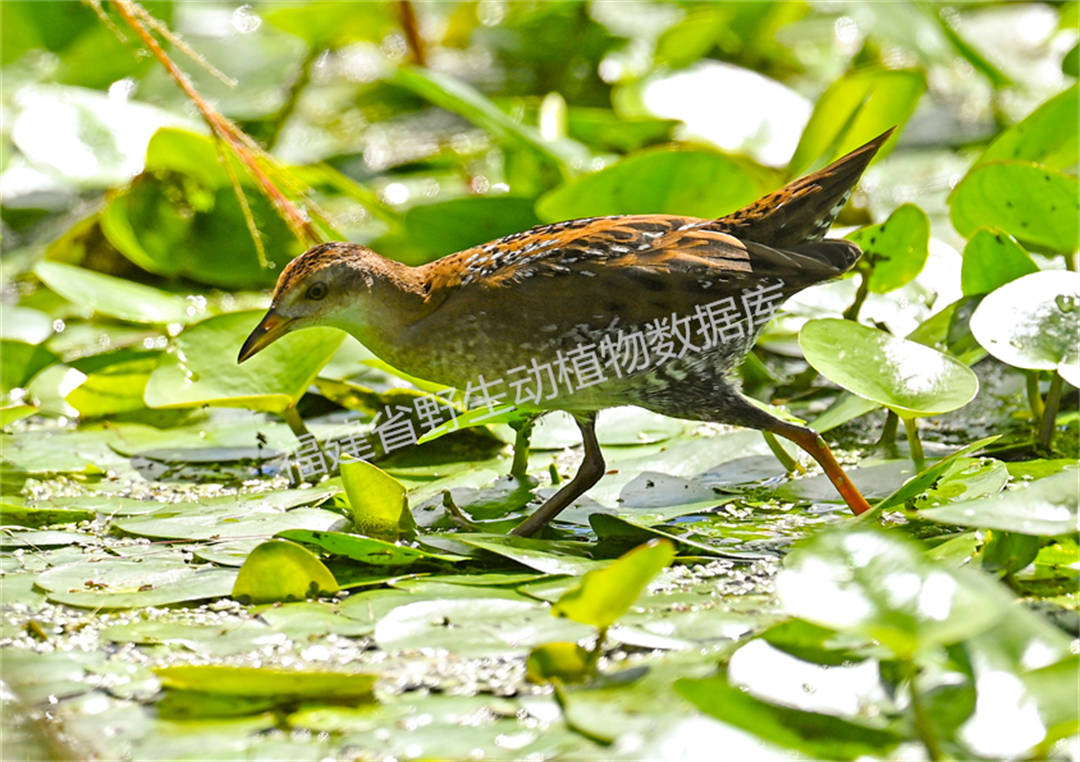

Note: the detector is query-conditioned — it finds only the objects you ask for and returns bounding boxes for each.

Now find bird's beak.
[238,310,293,363]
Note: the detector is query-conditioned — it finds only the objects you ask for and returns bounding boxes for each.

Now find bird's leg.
[510,413,604,537]
[766,418,873,515]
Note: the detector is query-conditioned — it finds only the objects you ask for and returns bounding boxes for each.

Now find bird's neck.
[325,256,431,360]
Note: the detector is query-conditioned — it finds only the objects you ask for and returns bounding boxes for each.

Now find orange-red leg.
[768,420,873,515]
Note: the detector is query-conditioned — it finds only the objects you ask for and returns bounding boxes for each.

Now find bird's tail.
[713,128,894,248]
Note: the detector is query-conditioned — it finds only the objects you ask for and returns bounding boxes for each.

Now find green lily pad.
[800,318,979,417]
[35,557,237,610]
[949,161,1079,254]
[340,457,416,539]
[143,311,345,413]
[776,528,1013,657]
[960,228,1039,296]
[232,539,339,604]
[154,664,376,700]
[919,468,1078,536]
[65,348,159,418]
[277,529,465,566]
[0,340,58,394]
[526,642,593,683]
[676,673,902,760]
[551,539,675,630]
[977,84,1078,170]
[536,147,771,221]
[787,68,923,176]
[373,597,591,657]
[969,270,1080,384]
[34,261,194,325]
[456,534,603,575]
[847,204,929,293]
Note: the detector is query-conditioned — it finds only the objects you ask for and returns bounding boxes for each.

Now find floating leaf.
[0,340,57,394]
[526,642,592,684]
[676,673,902,760]
[788,68,924,176]
[155,664,375,700]
[232,539,338,604]
[977,84,1078,170]
[277,529,464,566]
[960,229,1039,296]
[776,528,1013,657]
[949,162,1079,254]
[34,557,237,610]
[969,271,1080,384]
[800,318,979,417]
[144,311,344,413]
[551,539,675,629]
[35,261,193,325]
[536,147,771,221]
[919,468,1078,536]
[340,457,416,540]
[456,534,602,576]
[847,204,929,293]
[373,598,590,657]
[65,348,159,418]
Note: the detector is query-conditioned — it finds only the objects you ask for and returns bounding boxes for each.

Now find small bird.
[240,130,893,535]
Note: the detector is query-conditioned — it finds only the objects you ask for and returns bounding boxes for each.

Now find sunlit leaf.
[676,673,902,760]
[919,467,1078,536]
[232,539,339,604]
[536,147,772,221]
[154,664,375,699]
[277,529,464,566]
[552,539,675,629]
[969,271,1080,384]
[340,457,416,540]
[526,642,592,684]
[402,196,542,260]
[949,161,1079,254]
[960,228,1039,296]
[788,68,924,176]
[144,311,344,413]
[800,318,979,417]
[34,261,193,325]
[977,84,1079,170]
[847,204,929,293]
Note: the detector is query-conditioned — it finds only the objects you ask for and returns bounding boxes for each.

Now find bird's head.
[238,242,388,363]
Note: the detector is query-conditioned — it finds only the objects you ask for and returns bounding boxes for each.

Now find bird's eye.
[305,282,328,301]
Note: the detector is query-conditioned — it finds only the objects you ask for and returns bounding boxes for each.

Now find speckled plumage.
[241,130,895,531]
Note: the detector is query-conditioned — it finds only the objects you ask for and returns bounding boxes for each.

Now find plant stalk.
[875,410,900,457]
[398,0,426,66]
[1026,371,1044,420]
[909,664,943,762]
[902,416,925,471]
[584,626,608,677]
[842,272,871,321]
[510,416,536,481]
[1037,372,1065,452]
[763,431,806,474]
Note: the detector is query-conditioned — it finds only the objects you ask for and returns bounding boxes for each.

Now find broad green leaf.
[34,261,193,325]
[526,642,592,683]
[981,531,1043,576]
[977,84,1079,170]
[340,457,416,540]
[913,457,1009,509]
[0,340,57,393]
[676,673,902,760]
[0,404,37,427]
[551,539,675,629]
[969,271,1080,384]
[456,534,603,576]
[0,503,94,528]
[536,147,772,221]
[9,85,196,187]
[919,468,1078,536]
[960,229,1039,296]
[800,318,979,417]
[949,162,1079,254]
[263,1,395,48]
[34,557,237,610]
[65,348,158,418]
[847,204,930,293]
[277,529,464,566]
[567,108,678,153]
[788,68,924,176]
[389,66,581,178]
[373,598,591,657]
[232,539,338,604]
[143,311,345,413]
[776,528,1013,657]
[402,196,542,259]
[154,664,375,699]
[0,306,53,344]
